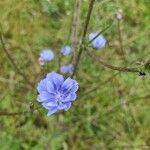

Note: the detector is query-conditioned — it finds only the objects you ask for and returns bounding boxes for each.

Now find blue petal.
[60,64,74,74]
[61,78,79,94]
[37,91,51,102]
[46,81,55,94]
[61,45,71,56]
[47,106,58,116]
[64,102,72,111]
[42,101,58,108]
[37,79,47,93]
[57,103,65,110]
[95,35,106,48]
[89,32,97,40]
[89,32,106,49]
[57,102,71,110]
[46,72,64,90]
[62,93,77,102]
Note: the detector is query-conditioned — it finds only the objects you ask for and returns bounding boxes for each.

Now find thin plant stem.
[0,104,41,117]
[87,49,139,73]
[71,0,82,63]
[57,52,61,73]
[0,26,34,88]
[0,111,28,116]
[72,0,96,78]
[117,19,126,61]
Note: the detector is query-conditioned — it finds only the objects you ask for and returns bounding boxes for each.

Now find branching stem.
[72,0,96,77]
[0,25,34,88]
[87,49,139,73]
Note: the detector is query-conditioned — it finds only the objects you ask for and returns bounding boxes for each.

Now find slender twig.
[0,103,42,117]
[87,49,139,73]
[117,19,126,61]
[71,0,82,63]
[57,52,61,73]
[72,0,96,77]
[0,26,34,88]
[0,111,27,116]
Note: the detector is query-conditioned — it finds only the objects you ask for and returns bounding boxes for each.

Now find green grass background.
[0,0,150,149]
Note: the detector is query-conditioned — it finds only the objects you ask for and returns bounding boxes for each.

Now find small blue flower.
[89,32,106,49]
[37,72,79,116]
[60,64,74,74]
[40,49,54,61]
[61,45,71,56]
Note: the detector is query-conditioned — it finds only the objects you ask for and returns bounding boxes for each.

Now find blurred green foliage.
[0,0,150,149]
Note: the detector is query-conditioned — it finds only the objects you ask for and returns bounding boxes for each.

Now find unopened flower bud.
[116,9,123,20]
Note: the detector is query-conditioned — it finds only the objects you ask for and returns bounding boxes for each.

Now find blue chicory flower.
[40,49,54,61]
[60,64,74,74]
[37,72,79,116]
[61,45,71,56]
[89,32,106,49]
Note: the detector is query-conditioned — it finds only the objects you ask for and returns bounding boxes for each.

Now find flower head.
[89,32,106,49]
[116,9,123,20]
[37,72,79,116]
[61,45,71,56]
[40,49,54,61]
[60,64,74,74]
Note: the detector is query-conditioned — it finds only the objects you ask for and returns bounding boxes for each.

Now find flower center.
[55,92,63,102]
